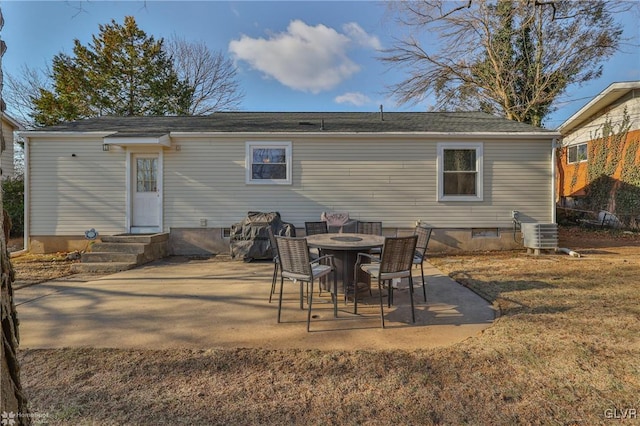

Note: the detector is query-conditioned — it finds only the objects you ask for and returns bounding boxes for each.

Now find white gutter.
[21,129,560,141]
[18,131,116,139]
[168,131,561,140]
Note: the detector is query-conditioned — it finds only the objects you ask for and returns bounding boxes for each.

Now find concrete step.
[71,262,137,274]
[77,233,169,273]
[90,242,147,254]
[81,252,143,263]
[101,233,169,244]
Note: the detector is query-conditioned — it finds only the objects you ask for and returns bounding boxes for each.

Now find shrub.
[2,175,24,237]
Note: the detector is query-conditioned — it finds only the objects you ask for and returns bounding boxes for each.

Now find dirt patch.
[10,252,80,289]
[7,236,24,252]
[558,226,640,248]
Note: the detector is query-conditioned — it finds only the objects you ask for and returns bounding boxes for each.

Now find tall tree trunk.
[2,7,30,415]
[1,208,30,424]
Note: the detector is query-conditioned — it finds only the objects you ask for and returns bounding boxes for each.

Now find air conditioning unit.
[521,223,558,254]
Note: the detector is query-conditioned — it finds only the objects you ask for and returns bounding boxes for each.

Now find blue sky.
[1,0,639,129]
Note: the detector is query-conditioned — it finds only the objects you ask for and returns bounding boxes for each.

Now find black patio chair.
[304,221,328,260]
[357,221,382,235]
[357,221,383,255]
[275,235,337,331]
[305,221,328,236]
[354,235,418,328]
[413,226,433,302]
[267,227,281,303]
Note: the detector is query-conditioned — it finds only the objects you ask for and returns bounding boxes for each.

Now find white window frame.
[245,141,292,185]
[567,143,588,164]
[437,142,484,202]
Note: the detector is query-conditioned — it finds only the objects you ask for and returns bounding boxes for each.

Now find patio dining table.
[306,233,385,295]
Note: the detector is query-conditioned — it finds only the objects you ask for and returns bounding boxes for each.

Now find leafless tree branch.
[381,0,628,126]
[165,36,244,115]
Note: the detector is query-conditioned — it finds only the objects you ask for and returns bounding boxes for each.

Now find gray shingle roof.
[33,111,557,135]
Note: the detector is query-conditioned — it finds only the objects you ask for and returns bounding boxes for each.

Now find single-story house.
[557,81,640,207]
[20,111,560,254]
[1,112,22,179]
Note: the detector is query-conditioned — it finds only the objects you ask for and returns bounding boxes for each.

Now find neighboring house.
[557,81,640,207]
[0,112,21,179]
[20,111,559,254]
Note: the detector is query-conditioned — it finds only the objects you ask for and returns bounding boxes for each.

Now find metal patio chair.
[304,221,328,261]
[305,221,328,236]
[354,234,418,328]
[275,235,337,331]
[357,221,383,255]
[413,225,433,302]
[356,221,382,235]
[267,227,281,303]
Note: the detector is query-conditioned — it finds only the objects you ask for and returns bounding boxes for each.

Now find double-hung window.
[567,143,588,164]
[437,142,483,201]
[246,141,292,185]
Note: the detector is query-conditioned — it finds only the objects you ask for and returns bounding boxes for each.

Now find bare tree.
[3,65,50,129]
[382,0,632,127]
[165,35,244,115]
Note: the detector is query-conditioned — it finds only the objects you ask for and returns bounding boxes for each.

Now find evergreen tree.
[32,16,192,126]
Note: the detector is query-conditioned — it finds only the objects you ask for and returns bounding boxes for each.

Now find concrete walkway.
[14,257,496,351]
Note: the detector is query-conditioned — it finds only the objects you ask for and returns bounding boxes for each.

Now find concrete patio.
[14,256,496,351]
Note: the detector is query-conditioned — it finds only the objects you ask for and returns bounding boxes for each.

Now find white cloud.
[229,20,379,93]
[342,22,382,50]
[334,92,372,106]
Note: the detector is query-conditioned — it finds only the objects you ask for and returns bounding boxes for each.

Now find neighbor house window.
[246,141,292,184]
[567,143,588,164]
[437,142,483,201]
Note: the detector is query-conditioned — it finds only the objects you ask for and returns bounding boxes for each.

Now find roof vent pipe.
[380,105,384,121]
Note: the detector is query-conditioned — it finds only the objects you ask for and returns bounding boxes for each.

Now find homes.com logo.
[1,411,50,425]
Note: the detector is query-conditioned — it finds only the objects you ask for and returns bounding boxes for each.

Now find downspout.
[552,136,582,257]
[10,136,29,257]
[551,138,557,224]
[22,136,29,252]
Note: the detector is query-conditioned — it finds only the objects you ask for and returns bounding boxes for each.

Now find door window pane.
[137,158,158,192]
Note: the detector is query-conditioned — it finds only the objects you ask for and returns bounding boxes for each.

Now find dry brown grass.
[11,252,78,289]
[16,227,640,425]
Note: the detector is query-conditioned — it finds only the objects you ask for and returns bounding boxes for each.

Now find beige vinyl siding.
[479,140,552,225]
[29,138,126,235]
[26,133,553,238]
[164,136,552,230]
[1,118,16,178]
[562,96,640,145]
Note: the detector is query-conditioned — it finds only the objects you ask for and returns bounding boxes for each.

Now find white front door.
[131,153,161,233]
